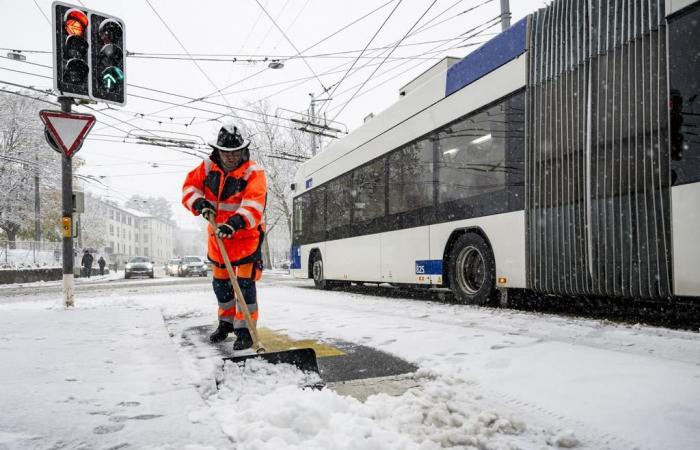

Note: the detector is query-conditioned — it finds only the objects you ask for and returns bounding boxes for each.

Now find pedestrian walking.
[98,256,106,276]
[81,250,93,278]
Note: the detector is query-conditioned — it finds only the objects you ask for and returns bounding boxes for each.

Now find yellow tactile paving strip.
[256,328,345,358]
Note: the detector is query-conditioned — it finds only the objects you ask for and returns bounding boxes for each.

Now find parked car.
[178,256,207,277]
[125,256,154,279]
[202,257,212,274]
[165,258,181,276]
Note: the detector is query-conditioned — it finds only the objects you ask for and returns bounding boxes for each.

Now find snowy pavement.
[0,272,699,450]
[0,305,230,449]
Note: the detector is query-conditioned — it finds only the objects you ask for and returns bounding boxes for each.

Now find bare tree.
[245,100,312,267]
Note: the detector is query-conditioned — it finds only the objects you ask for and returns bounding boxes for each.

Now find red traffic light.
[64,9,88,37]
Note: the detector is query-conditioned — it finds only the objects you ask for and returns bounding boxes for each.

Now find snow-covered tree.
[0,92,62,246]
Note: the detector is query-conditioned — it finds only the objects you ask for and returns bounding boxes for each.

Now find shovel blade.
[223,348,319,374]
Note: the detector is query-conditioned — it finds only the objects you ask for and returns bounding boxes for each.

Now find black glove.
[192,198,215,221]
[216,214,245,239]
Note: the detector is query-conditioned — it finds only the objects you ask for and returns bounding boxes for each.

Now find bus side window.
[669,4,700,186]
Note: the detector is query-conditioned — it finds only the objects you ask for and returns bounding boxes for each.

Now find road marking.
[257,328,345,357]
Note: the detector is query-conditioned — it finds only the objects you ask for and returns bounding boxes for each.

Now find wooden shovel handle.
[207,216,264,353]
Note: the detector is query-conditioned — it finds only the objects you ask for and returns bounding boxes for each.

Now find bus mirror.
[290,183,296,191]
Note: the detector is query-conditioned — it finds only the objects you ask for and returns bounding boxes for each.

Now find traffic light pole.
[59,96,75,307]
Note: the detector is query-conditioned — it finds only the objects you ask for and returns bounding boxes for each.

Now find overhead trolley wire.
[270,0,310,51]
[143,0,243,122]
[325,18,500,115]
[330,0,440,122]
[321,0,405,112]
[315,0,486,116]
[253,0,291,53]
[254,0,328,93]
[0,57,324,133]
[95,0,399,133]
[31,0,51,26]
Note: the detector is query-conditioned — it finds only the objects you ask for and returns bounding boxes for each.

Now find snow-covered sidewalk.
[0,304,230,449]
[1,274,699,450]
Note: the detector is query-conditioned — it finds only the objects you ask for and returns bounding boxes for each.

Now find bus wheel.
[312,254,331,290]
[448,233,496,306]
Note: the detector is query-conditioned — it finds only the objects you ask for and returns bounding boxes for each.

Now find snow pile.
[208,363,560,450]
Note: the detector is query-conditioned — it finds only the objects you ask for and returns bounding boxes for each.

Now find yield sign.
[39,110,96,158]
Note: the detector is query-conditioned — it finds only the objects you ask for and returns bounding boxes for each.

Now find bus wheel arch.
[309,249,331,290]
[443,228,497,306]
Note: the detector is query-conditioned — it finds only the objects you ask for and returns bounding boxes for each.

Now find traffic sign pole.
[59,96,75,307]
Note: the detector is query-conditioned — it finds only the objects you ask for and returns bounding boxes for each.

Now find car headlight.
[125,264,132,269]
[146,263,153,269]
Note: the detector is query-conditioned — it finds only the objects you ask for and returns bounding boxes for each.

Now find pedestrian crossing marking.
[257,328,345,358]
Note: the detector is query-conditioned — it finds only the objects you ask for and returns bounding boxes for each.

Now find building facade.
[100,202,174,266]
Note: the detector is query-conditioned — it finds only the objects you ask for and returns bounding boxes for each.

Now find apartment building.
[100,202,174,266]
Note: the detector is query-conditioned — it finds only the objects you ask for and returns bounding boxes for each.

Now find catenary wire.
[254,0,327,93]
[321,0,405,112]
[331,0,438,122]
[143,0,243,122]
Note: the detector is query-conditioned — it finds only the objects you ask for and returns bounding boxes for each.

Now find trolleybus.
[291,0,700,305]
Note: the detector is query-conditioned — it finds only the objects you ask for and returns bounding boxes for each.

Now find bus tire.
[311,253,331,290]
[447,233,496,306]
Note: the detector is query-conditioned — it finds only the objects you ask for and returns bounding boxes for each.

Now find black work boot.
[209,321,234,343]
[232,328,253,351]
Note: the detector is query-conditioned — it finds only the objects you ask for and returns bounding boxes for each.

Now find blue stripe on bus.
[445,18,527,97]
[291,246,301,269]
[415,260,442,275]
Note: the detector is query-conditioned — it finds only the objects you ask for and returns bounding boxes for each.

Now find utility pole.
[499,0,511,31]
[34,149,40,263]
[59,96,75,308]
[308,93,318,157]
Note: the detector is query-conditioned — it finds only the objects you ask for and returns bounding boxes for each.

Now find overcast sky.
[0,0,544,229]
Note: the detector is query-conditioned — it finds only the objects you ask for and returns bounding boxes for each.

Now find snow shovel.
[207,215,319,375]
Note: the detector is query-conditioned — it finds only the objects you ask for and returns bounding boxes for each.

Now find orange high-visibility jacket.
[182,154,267,267]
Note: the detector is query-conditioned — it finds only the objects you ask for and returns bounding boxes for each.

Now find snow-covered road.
[1,272,698,449]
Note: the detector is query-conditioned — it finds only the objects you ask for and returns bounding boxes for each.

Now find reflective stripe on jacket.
[182,156,267,266]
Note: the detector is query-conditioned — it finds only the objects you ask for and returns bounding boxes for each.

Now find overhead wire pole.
[309,93,317,156]
[34,149,40,246]
[499,0,511,30]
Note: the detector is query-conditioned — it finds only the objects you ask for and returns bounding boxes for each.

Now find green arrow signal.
[100,66,124,92]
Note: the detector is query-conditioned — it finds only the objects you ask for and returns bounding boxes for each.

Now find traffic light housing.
[52,2,91,100]
[51,2,126,106]
[89,12,126,105]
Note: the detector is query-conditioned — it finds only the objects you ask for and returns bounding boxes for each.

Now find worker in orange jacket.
[182,124,266,351]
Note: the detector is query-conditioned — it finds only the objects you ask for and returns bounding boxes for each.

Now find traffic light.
[52,2,91,100]
[89,12,126,105]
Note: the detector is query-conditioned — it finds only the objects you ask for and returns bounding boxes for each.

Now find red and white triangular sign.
[39,110,96,158]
